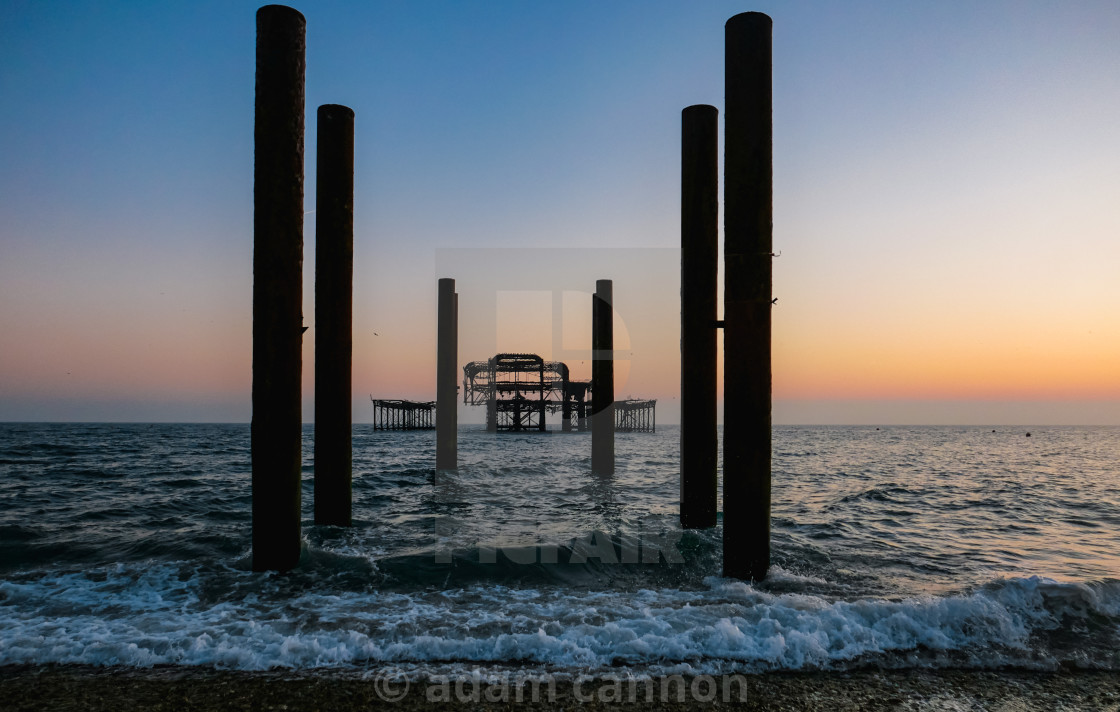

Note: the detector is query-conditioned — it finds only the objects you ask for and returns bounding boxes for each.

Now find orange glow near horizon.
[4,240,1118,422]
[5,260,1117,422]
[772,309,1120,402]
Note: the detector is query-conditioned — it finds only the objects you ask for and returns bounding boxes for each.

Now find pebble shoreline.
[2,665,1119,711]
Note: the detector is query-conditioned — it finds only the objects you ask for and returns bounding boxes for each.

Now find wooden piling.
[436,278,458,469]
[591,279,615,474]
[313,104,354,527]
[723,12,773,581]
[680,104,719,530]
[252,4,306,572]
[561,369,573,432]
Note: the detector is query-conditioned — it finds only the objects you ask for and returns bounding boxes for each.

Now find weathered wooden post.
[680,104,719,530]
[314,104,354,527]
[723,11,773,581]
[591,279,615,474]
[436,278,458,469]
[252,4,305,572]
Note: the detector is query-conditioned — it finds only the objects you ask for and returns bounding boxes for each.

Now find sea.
[1,423,1118,677]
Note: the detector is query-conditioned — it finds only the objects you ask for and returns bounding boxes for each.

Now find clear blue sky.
[2,1,1119,424]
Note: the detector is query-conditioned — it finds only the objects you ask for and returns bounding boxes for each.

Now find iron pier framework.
[371,398,435,430]
[615,399,656,433]
[462,353,654,433]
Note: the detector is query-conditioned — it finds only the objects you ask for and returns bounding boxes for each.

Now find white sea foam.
[757,565,830,586]
[2,564,1117,673]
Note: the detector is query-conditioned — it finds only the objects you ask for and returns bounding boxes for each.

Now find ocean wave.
[1,564,1117,674]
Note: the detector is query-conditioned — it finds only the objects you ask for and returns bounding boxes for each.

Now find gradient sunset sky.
[2,1,1118,424]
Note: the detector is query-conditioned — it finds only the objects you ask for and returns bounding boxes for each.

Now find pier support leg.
[562,378,573,432]
[538,361,547,431]
[591,279,615,475]
[723,12,773,581]
[436,278,458,469]
[252,4,306,572]
[680,104,719,530]
[313,104,354,527]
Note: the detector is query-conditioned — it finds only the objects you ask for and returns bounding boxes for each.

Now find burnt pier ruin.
[462,353,655,434]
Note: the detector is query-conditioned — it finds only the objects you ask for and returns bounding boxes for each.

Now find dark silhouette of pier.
[616,399,657,433]
[463,354,571,432]
[461,353,655,433]
[371,399,435,430]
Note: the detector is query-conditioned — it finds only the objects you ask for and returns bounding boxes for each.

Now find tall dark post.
[591,279,615,474]
[252,4,305,572]
[436,278,458,469]
[314,104,354,527]
[680,104,719,530]
[561,369,573,432]
[537,359,547,431]
[723,12,773,581]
